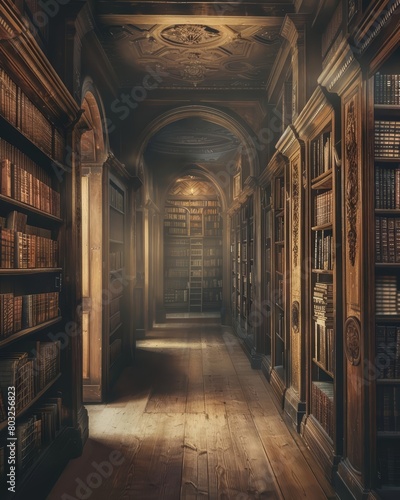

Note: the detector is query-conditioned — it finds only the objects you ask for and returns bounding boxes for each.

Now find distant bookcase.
[261,184,272,370]
[372,63,400,491]
[106,175,127,388]
[163,197,222,312]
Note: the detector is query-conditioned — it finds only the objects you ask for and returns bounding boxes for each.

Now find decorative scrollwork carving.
[345,98,358,267]
[344,316,361,366]
[292,162,300,266]
[291,301,300,333]
[161,25,221,46]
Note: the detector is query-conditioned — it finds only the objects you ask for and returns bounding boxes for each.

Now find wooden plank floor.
[48,325,336,500]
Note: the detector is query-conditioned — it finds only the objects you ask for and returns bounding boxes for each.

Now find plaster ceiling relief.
[99,22,284,89]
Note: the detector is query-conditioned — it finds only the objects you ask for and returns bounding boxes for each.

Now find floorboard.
[48,324,335,499]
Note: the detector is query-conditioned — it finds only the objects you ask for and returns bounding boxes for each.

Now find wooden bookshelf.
[163,195,222,313]
[0,10,87,494]
[371,61,400,494]
[105,174,129,392]
[229,195,258,366]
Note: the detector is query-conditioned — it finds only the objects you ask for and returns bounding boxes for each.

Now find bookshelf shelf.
[377,432,400,438]
[312,222,333,231]
[0,267,62,275]
[0,114,67,174]
[375,157,400,163]
[109,239,124,245]
[110,205,125,215]
[312,269,334,274]
[0,373,61,433]
[312,358,334,378]
[311,169,333,189]
[371,64,400,491]
[0,194,62,225]
[375,209,400,215]
[0,317,62,348]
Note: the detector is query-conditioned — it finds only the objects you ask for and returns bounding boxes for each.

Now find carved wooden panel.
[344,92,361,312]
[342,84,363,474]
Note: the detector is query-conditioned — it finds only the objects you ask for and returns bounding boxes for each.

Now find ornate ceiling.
[98,22,285,88]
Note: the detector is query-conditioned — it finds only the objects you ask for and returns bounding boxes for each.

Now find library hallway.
[48,324,335,500]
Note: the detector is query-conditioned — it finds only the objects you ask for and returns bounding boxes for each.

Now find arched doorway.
[163,173,223,315]
[80,86,108,402]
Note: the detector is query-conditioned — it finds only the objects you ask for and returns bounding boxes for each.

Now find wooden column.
[276,126,306,431]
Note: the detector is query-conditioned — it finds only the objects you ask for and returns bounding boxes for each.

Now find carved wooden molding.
[354,0,400,53]
[345,98,358,267]
[344,316,362,366]
[291,301,300,333]
[292,162,300,267]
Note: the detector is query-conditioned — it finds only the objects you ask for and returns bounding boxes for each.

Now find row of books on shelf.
[204,229,222,237]
[0,68,64,161]
[190,259,202,267]
[311,132,332,179]
[165,247,190,257]
[375,121,400,158]
[164,289,188,303]
[204,247,222,257]
[375,276,400,315]
[109,184,124,212]
[377,386,400,432]
[191,215,202,222]
[204,268,221,278]
[375,73,400,106]
[378,444,400,486]
[165,269,188,278]
[164,220,186,228]
[204,258,222,267]
[375,217,400,263]
[0,342,60,417]
[314,191,333,226]
[205,222,221,229]
[314,324,334,374]
[203,278,222,288]
[0,138,52,185]
[376,325,400,379]
[313,282,334,326]
[0,228,58,269]
[167,258,189,268]
[0,292,59,337]
[314,231,334,270]
[166,227,188,235]
[167,199,219,207]
[0,394,62,481]
[375,166,400,209]
[311,381,334,438]
[165,214,186,222]
[203,290,222,302]
[1,160,60,217]
[110,250,123,271]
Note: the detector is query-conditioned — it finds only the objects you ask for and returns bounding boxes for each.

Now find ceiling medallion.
[161,25,221,46]
[181,53,207,85]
